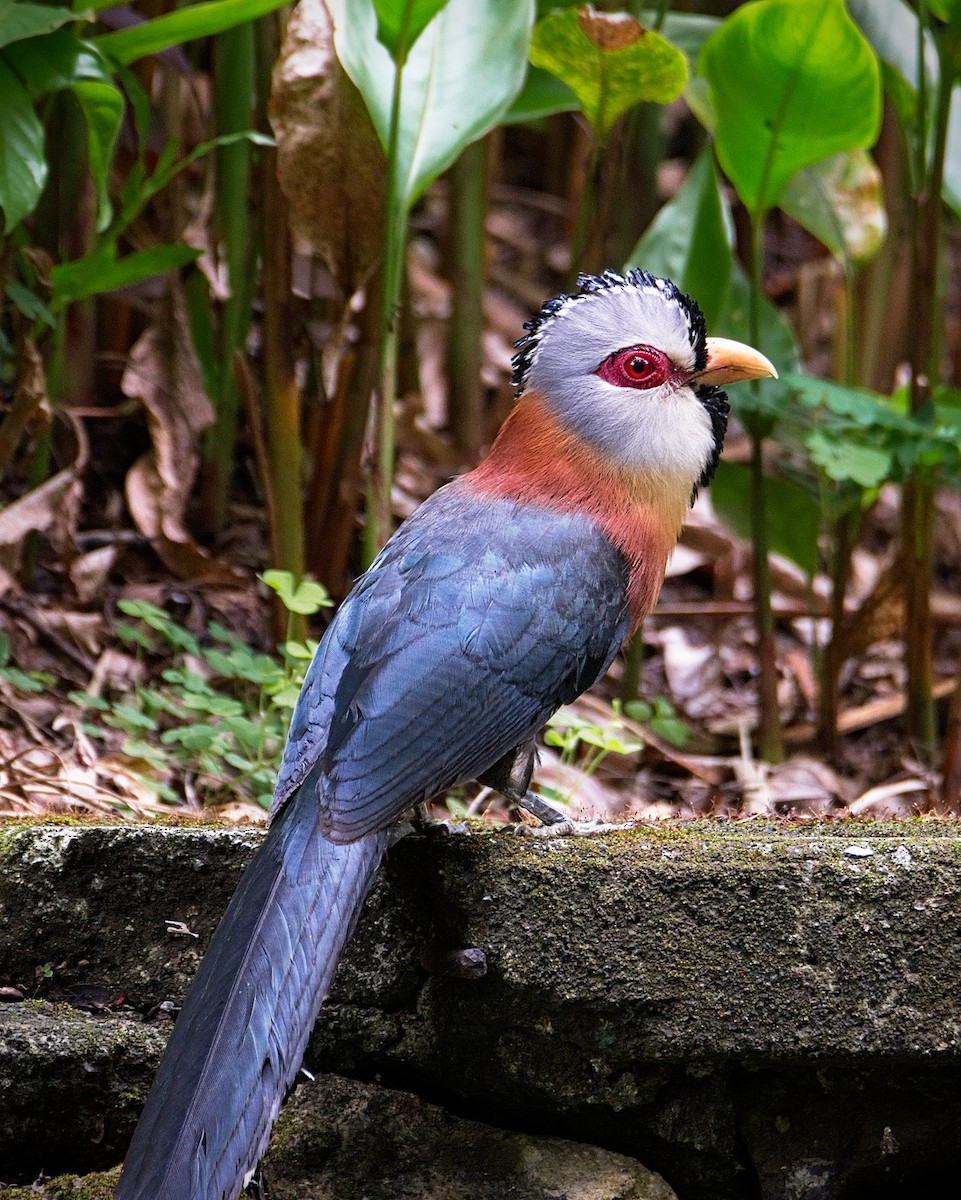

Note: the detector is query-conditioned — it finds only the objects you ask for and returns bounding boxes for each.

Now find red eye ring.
[595,344,672,391]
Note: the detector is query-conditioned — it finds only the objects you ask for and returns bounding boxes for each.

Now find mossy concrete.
[263,1072,677,1200]
[2,819,961,1199]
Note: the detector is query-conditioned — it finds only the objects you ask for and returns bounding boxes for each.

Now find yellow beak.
[693,337,778,386]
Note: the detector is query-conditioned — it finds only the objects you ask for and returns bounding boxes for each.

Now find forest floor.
[2,171,959,831]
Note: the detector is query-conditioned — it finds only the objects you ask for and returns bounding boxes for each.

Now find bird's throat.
[466,393,689,631]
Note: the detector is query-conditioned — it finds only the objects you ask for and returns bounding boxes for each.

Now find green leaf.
[503,64,578,124]
[5,279,55,326]
[625,149,732,328]
[282,640,315,661]
[928,0,961,28]
[651,10,720,65]
[106,704,158,731]
[116,621,158,652]
[805,428,892,488]
[50,242,201,309]
[372,0,448,59]
[711,460,821,577]
[4,31,124,229]
[1,666,46,692]
[0,0,76,50]
[287,580,331,615]
[0,59,46,231]
[331,0,535,208]
[161,724,218,750]
[715,261,802,427]
[782,372,917,432]
[120,738,170,770]
[849,0,961,219]
[92,0,290,65]
[530,6,687,141]
[698,0,881,216]
[180,692,245,717]
[67,689,111,711]
[71,79,124,230]
[779,149,887,266]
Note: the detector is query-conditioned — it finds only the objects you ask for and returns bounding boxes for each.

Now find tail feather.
[117,786,389,1200]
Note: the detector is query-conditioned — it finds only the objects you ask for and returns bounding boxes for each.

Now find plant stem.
[201,22,256,535]
[903,23,956,760]
[447,135,488,461]
[620,632,643,706]
[818,267,860,761]
[365,3,414,564]
[746,213,783,763]
[566,135,603,288]
[305,286,381,595]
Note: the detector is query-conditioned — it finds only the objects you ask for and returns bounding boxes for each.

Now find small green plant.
[67,572,330,809]
[0,630,55,693]
[545,703,643,771]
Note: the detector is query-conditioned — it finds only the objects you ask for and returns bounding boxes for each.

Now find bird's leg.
[478,743,573,830]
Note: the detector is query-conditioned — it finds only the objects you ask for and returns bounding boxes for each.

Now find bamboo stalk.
[364,2,415,563]
[200,21,256,534]
[903,23,956,760]
[746,214,784,763]
[447,136,489,462]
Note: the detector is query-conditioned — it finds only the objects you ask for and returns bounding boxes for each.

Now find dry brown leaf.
[69,546,118,604]
[122,283,243,583]
[270,0,386,294]
[0,334,49,475]
[577,7,644,50]
[0,410,87,577]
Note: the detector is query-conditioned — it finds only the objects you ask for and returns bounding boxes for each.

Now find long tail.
[116,785,389,1200]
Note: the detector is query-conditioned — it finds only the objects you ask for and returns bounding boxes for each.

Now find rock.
[0,1170,118,1199]
[3,819,961,1198]
[264,1073,677,1200]
[0,1001,164,1177]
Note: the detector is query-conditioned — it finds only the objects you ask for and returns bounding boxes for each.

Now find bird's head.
[512,269,777,494]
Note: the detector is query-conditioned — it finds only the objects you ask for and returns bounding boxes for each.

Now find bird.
[115,269,776,1200]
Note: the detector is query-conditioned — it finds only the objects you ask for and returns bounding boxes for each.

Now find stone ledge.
[2,819,960,1199]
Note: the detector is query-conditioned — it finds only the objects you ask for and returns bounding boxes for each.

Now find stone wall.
[1,820,959,1199]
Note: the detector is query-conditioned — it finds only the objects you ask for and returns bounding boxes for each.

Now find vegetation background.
[1,0,960,826]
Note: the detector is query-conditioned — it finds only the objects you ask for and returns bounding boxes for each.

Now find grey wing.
[273,487,631,842]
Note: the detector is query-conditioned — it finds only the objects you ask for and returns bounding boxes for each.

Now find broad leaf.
[0,58,45,230]
[372,0,448,59]
[331,0,535,208]
[530,6,687,141]
[625,149,732,328]
[0,0,76,49]
[928,0,961,27]
[72,78,124,230]
[504,64,578,124]
[652,9,719,64]
[716,262,801,432]
[847,0,959,208]
[698,0,881,215]
[51,243,201,308]
[779,149,887,266]
[711,460,821,577]
[6,30,123,230]
[93,0,290,65]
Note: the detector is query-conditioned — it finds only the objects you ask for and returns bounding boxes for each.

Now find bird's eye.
[626,355,655,379]
[595,344,672,390]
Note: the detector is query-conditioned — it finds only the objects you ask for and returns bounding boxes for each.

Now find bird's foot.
[515,790,570,827]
